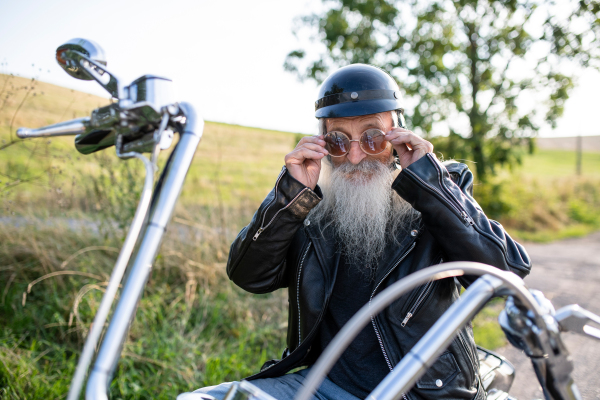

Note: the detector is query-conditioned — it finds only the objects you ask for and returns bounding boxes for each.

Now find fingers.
[285,147,328,164]
[285,135,327,190]
[285,136,328,165]
[297,135,327,149]
[384,128,433,168]
[385,128,434,154]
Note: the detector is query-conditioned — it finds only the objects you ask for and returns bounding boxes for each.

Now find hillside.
[0,74,298,214]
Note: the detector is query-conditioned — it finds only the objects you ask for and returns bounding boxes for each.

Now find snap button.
[350,92,358,99]
[304,219,311,226]
[435,379,443,387]
[410,229,418,237]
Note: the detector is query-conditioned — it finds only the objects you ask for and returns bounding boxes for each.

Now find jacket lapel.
[304,219,340,289]
[374,229,418,283]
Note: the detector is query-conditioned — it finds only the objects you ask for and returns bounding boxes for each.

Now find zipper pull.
[401,312,413,327]
[461,211,475,227]
[253,228,264,241]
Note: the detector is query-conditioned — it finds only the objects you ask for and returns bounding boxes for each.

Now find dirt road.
[497,231,600,399]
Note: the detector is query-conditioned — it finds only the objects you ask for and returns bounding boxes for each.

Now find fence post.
[576,135,582,176]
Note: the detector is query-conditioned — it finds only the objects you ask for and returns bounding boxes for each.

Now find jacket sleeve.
[392,153,532,282]
[226,167,322,294]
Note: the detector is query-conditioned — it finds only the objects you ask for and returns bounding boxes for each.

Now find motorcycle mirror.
[56,38,107,81]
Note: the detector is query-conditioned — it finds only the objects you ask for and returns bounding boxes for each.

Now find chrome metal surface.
[223,381,278,400]
[125,75,173,114]
[86,103,203,400]
[367,275,503,400]
[294,263,535,400]
[555,305,600,341]
[486,389,515,400]
[56,38,107,80]
[478,347,515,393]
[66,147,155,400]
[17,117,90,138]
[55,38,123,99]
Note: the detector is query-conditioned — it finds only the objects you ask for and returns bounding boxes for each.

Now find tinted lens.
[324,131,351,157]
[360,129,386,155]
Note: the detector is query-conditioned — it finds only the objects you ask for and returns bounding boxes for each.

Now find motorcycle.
[17,39,600,400]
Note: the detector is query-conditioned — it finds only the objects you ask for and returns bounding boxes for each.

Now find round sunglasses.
[323,129,389,157]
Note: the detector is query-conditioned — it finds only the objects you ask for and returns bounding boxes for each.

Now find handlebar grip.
[17,117,90,138]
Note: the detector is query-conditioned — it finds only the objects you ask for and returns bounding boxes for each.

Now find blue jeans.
[177,368,362,400]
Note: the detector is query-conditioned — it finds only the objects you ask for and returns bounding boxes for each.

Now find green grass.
[471,299,507,350]
[0,224,287,399]
[519,149,600,179]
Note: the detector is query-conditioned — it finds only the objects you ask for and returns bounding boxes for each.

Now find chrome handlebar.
[296,263,599,400]
[19,39,205,400]
[17,117,90,138]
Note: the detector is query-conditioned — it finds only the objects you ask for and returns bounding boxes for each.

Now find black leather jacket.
[226,154,531,400]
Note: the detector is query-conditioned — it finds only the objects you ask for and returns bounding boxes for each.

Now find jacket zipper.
[403,165,474,227]
[369,242,417,371]
[253,167,286,240]
[400,281,435,327]
[253,183,309,241]
[427,153,476,227]
[400,256,444,327]
[296,242,311,345]
[457,328,478,379]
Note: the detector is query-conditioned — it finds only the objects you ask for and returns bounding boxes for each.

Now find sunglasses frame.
[324,129,389,157]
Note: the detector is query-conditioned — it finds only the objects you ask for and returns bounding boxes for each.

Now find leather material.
[226,156,531,400]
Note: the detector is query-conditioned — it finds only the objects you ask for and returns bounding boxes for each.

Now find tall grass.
[476,174,600,242]
[0,216,288,399]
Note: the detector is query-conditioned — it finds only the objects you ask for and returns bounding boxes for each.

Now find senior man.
[182,64,531,400]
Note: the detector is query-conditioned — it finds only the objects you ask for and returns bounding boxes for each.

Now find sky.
[0,0,598,137]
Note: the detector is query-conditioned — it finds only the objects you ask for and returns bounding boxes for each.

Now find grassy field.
[1,74,599,398]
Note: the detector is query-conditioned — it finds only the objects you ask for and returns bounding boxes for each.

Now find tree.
[285,0,600,180]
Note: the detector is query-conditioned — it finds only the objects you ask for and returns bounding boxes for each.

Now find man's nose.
[346,141,366,164]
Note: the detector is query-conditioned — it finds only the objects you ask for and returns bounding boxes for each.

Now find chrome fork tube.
[86,103,203,400]
[67,147,155,400]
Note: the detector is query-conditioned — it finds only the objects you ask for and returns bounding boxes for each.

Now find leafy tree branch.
[286,0,599,180]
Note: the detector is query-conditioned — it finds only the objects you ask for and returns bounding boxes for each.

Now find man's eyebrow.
[361,123,385,130]
[327,122,385,132]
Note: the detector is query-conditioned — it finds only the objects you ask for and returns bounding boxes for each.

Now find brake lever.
[17,117,90,138]
[555,305,600,341]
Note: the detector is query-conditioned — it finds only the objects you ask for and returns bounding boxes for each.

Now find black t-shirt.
[317,255,390,399]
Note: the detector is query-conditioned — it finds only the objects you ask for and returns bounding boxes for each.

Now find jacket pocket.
[415,351,460,389]
[399,280,437,327]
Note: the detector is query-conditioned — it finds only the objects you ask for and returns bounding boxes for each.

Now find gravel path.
[496,231,600,399]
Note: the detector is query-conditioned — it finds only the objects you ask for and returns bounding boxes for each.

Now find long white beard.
[307,158,420,275]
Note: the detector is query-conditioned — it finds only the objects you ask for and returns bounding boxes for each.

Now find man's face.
[324,112,394,168]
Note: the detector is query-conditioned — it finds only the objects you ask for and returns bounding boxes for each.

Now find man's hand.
[284,135,328,190]
[384,128,434,169]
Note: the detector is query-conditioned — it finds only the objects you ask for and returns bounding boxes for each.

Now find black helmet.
[315,64,405,126]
